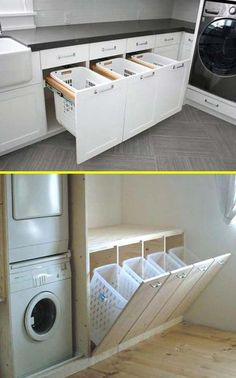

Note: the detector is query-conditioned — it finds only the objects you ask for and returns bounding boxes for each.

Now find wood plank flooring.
[71,323,236,378]
[1,105,236,171]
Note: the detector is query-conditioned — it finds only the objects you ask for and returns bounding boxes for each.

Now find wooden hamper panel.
[90,247,117,278]
[169,254,231,320]
[93,273,169,356]
[144,237,164,258]
[166,233,184,251]
[118,242,142,266]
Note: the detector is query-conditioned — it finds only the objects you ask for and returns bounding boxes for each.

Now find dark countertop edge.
[31,26,195,52]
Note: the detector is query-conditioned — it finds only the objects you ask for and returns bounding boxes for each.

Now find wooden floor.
[71,323,236,378]
[1,105,236,171]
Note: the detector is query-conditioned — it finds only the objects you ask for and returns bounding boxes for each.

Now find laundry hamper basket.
[48,67,111,136]
[90,264,139,345]
[147,252,183,272]
[169,247,200,266]
[123,257,164,284]
[130,52,177,69]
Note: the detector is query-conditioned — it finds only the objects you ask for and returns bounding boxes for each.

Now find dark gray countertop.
[5,19,195,51]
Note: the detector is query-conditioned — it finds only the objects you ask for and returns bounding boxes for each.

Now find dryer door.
[199,18,236,76]
[25,292,61,342]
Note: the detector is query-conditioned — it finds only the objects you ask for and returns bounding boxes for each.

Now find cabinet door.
[0,84,47,154]
[123,71,157,141]
[149,259,214,329]
[76,80,126,164]
[154,45,180,60]
[124,265,192,341]
[93,273,169,355]
[155,59,190,123]
[168,254,231,320]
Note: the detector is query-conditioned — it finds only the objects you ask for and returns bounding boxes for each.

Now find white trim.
[0,12,36,17]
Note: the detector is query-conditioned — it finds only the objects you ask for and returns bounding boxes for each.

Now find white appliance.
[9,253,73,377]
[6,174,69,263]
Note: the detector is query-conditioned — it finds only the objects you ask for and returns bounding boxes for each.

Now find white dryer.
[9,254,73,377]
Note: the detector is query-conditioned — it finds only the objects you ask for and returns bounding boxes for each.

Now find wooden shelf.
[88,224,184,253]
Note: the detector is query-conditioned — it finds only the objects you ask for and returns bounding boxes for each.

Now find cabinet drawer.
[187,88,236,119]
[40,44,89,69]
[127,35,155,53]
[182,32,194,49]
[156,32,182,47]
[90,39,126,60]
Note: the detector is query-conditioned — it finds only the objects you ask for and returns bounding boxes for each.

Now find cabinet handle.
[218,260,225,265]
[94,84,114,95]
[136,41,148,46]
[164,38,174,42]
[205,99,219,108]
[140,72,155,80]
[176,273,187,279]
[58,52,76,60]
[102,46,117,52]
[173,63,185,70]
[188,38,193,43]
[198,266,208,272]
[150,281,162,288]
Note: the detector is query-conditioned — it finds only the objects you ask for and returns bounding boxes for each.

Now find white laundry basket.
[123,257,165,284]
[130,52,177,69]
[90,264,139,345]
[168,247,200,266]
[50,67,111,136]
[95,57,152,78]
[147,252,183,272]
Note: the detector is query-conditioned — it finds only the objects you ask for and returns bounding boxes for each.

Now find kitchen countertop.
[5,19,195,52]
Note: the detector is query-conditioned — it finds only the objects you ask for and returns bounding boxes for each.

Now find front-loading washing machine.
[9,253,73,377]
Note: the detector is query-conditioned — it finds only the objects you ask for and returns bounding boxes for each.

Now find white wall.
[33,0,174,27]
[172,0,200,22]
[121,175,236,331]
[86,175,122,229]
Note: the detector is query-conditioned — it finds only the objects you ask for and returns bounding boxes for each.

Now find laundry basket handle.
[46,76,76,102]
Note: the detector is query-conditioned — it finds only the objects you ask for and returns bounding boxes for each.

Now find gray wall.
[33,0,175,27]
[172,0,201,22]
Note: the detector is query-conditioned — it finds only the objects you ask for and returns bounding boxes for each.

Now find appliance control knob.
[229,6,236,15]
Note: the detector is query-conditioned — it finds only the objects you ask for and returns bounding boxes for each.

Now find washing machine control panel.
[10,260,71,292]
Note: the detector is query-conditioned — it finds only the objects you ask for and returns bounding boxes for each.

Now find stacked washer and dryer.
[6,175,73,377]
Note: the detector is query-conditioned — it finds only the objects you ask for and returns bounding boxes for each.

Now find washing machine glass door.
[25,292,61,342]
[199,18,236,76]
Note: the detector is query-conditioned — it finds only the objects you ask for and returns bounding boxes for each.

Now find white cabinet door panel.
[0,84,47,154]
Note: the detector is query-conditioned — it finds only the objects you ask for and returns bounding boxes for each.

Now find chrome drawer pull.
[165,38,174,42]
[58,53,76,60]
[150,282,162,288]
[218,260,225,265]
[102,46,117,52]
[94,84,114,95]
[136,41,148,46]
[177,273,187,279]
[173,63,185,70]
[205,99,219,108]
[140,72,155,80]
[188,38,193,43]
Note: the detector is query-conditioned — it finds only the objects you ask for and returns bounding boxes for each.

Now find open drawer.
[130,53,190,123]
[93,58,157,141]
[46,67,126,164]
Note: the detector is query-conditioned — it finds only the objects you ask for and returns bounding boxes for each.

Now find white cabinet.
[155,59,190,122]
[155,32,182,60]
[127,35,155,53]
[0,84,47,154]
[154,45,180,60]
[40,44,89,70]
[90,39,127,60]
[178,33,194,61]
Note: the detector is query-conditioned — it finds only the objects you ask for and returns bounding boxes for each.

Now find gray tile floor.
[1,105,236,171]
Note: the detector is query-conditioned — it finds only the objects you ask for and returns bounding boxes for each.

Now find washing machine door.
[25,292,61,342]
[199,18,236,76]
